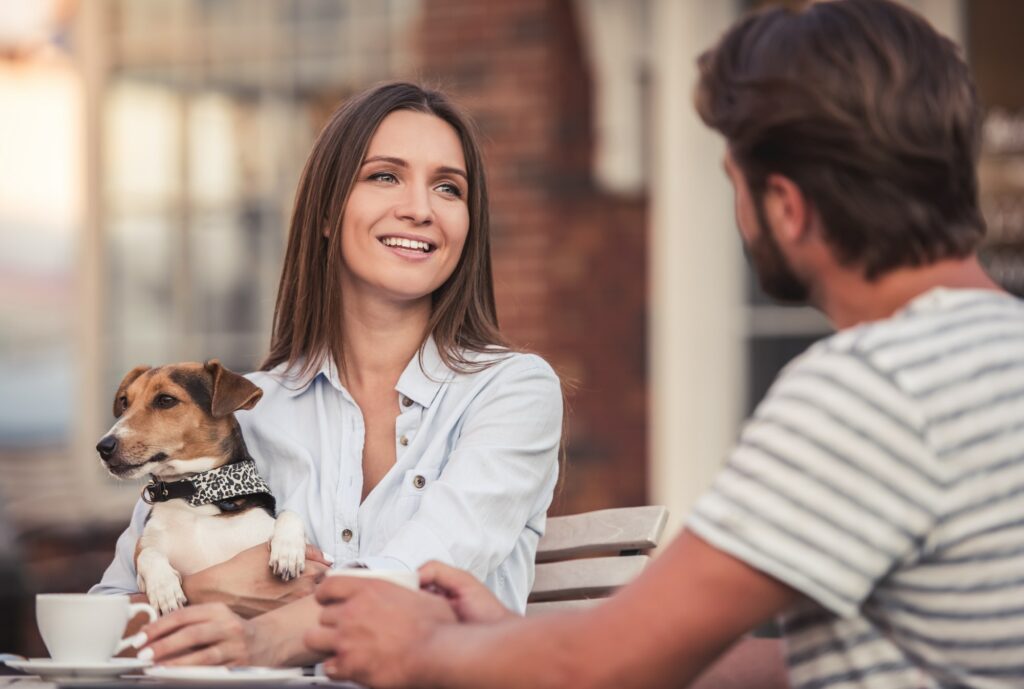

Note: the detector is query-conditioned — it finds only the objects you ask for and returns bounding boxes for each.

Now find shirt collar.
[395,336,452,409]
[280,356,343,398]
[281,337,452,408]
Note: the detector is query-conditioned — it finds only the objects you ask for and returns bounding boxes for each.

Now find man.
[304,1,1024,687]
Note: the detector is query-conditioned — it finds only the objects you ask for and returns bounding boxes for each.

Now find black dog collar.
[143,459,274,510]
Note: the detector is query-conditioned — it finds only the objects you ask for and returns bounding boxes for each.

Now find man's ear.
[204,359,263,418]
[113,365,151,418]
[763,173,811,244]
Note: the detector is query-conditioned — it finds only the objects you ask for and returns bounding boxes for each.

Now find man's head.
[697,0,985,294]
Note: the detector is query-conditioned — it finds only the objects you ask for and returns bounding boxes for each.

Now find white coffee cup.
[36,594,157,663]
[326,568,420,590]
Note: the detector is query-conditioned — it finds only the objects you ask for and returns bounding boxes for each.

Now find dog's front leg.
[269,510,307,581]
[137,546,187,615]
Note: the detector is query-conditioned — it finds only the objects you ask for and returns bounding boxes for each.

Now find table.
[0,676,364,689]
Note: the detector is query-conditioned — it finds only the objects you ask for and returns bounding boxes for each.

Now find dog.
[96,360,306,615]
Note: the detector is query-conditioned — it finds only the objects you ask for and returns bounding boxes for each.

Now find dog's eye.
[118,395,128,411]
[154,394,179,409]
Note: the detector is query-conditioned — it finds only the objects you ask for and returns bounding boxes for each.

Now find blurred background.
[0,0,1022,655]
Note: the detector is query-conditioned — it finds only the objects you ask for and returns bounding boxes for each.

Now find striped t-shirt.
[689,287,1024,689]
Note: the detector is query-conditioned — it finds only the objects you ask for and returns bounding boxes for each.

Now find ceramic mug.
[36,594,157,663]
[325,568,420,590]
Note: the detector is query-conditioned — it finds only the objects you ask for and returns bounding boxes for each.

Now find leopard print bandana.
[144,459,273,508]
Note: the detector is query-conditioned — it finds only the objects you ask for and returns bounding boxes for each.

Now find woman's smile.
[377,233,438,260]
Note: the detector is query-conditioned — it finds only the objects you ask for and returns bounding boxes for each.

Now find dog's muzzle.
[96,435,118,462]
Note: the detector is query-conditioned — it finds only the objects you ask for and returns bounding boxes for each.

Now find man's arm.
[420,531,798,689]
[311,530,800,689]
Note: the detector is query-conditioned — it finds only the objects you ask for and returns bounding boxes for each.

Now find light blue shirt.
[91,338,562,612]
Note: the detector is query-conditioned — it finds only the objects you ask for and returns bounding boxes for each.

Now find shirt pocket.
[399,467,438,497]
[389,467,441,527]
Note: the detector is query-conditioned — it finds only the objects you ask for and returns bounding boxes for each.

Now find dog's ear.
[205,359,263,418]
[113,365,151,418]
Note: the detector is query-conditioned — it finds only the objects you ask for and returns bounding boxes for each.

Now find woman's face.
[337,110,470,306]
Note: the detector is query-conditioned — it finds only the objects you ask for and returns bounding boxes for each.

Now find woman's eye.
[155,395,178,409]
[369,172,398,184]
[436,182,463,198]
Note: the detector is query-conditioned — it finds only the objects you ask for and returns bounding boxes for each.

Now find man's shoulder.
[766,288,1024,425]
[856,287,1018,344]
[805,288,1023,365]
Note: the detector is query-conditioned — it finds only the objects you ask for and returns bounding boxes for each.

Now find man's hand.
[138,602,257,666]
[299,532,800,689]
[304,576,458,687]
[183,543,330,618]
[419,561,515,624]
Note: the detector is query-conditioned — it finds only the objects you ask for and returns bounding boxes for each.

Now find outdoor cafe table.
[0,675,365,689]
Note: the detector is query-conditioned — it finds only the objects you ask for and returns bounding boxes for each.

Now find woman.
[93,82,563,666]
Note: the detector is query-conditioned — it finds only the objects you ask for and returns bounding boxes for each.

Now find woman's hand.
[138,603,259,666]
[183,543,330,618]
[418,561,515,624]
[304,576,458,686]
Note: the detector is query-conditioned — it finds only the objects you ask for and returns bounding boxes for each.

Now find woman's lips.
[378,235,437,260]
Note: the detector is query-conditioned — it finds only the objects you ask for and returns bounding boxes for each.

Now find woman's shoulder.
[235,364,315,432]
[244,364,291,391]
[454,349,563,421]
[454,348,561,387]
[242,362,318,402]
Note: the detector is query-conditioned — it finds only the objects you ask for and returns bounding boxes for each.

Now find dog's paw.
[269,511,306,581]
[137,548,187,615]
[269,532,305,580]
[141,570,187,615]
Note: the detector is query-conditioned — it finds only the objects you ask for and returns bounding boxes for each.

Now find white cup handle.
[114,602,159,654]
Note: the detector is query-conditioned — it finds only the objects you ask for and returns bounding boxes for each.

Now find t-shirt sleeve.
[687,345,938,618]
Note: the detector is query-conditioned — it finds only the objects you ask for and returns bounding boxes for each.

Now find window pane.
[104,80,181,210]
[105,213,175,393]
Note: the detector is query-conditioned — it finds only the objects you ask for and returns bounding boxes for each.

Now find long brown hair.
[262,82,508,378]
[695,0,984,280]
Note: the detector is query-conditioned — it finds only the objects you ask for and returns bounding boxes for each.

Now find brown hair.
[695,0,985,279]
[262,82,507,378]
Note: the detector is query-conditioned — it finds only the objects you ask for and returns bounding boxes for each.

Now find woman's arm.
[140,594,327,667]
[90,499,149,596]
[357,356,563,605]
[93,496,328,612]
[95,498,328,659]
[181,543,329,616]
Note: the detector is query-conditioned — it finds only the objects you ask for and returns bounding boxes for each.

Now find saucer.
[144,666,304,684]
[5,657,151,680]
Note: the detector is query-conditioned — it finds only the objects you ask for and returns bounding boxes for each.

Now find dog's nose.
[96,436,118,461]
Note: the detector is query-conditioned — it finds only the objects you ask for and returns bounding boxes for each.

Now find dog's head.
[97,360,262,481]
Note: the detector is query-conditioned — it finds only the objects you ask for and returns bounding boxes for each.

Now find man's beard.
[745,198,809,304]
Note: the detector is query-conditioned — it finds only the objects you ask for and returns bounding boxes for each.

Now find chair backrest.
[527,505,668,616]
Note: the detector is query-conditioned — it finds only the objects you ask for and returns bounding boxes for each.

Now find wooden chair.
[526,505,668,616]
[526,505,788,687]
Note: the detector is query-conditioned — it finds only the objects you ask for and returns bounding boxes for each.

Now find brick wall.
[415,0,649,514]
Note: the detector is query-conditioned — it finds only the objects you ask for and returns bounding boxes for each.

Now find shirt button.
[399,435,409,446]
[341,529,353,543]
[401,395,413,407]
[412,475,426,489]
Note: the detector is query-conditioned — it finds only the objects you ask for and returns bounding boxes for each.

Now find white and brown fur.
[97,360,305,615]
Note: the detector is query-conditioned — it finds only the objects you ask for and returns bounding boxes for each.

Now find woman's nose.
[394,186,433,226]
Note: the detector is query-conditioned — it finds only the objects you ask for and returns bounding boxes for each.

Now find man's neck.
[813,256,1004,330]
